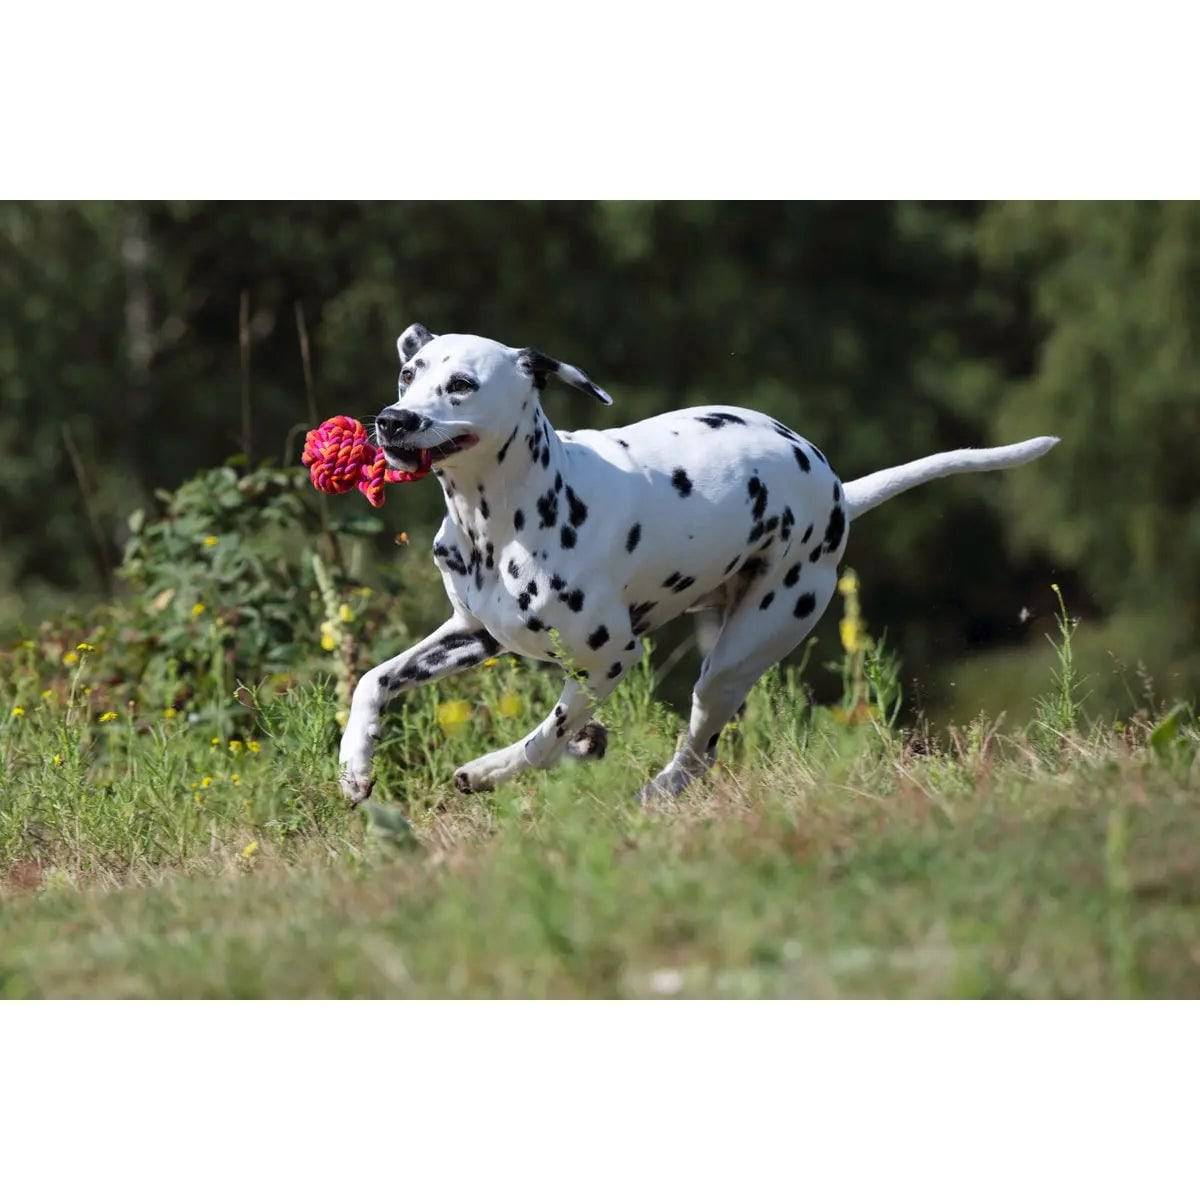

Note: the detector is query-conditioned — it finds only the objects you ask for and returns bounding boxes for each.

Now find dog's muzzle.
[375,409,479,471]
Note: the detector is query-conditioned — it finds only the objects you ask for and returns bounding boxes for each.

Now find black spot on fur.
[517,592,531,612]
[747,522,764,543]
[587,625,609,650]
[760,591,775,610]
[560,526,577,549]
[793,445,811,473]
[566,486,587,526]
[497,423,519,463]
[671,468,693,497]
[550,573,565,590]
[809,546,822,563]
[671,575,695,593]
[723,556,740,575]
[628,600,656,634]
[541,445,550,469]
[607,662,623,679]
[751,481,768,520]
[624,640,636,651]
[833,481,841,501]
[772,420,801,444]
[514,509,525,531]
[480,497,490,519]
[809,442,827,465]
[507,558,520,580]
[536,488,558,529]
[617,438,630,449]
[526,617,545,632]
[696,411,748,429]
[824,504,846,553]
[802,523,813,543]
[564,589,584,612]
[794,592,817,620]
[626,523,641,553]
[740,556,766,578]
[783,563,802,588]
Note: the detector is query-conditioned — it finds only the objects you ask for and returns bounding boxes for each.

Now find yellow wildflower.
[498,691,524,719]
[241,841,259,860]
[353,586,373,598]
[228,739,243,755]
[19,639,35,650]
[211,737,221,746]
[230,773,241,785]
[195,775,214,789]
[10,705,25,718]
[436,698,473,735]
[193,792,204,806]
[837,571,858,596]
[320,621,337,652]
[41,689,54,701]
[247,740,261,754]
[76,641,96,653]
[62,650,79,666]
[335,710,348,730]
[839,618,864,654]
[338,603,355,624]
[191,602,206,617]
[51,753,63,766]
[202,535,219,548]
[163,707,178,720]
[98,710,118,723]
[482,657,499,669]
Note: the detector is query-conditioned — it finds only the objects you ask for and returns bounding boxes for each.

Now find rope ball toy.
[301,416,430,508]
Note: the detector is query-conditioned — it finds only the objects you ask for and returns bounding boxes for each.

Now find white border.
[2,1001,1196,1196]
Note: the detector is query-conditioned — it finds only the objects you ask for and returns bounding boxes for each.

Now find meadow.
[3,464,1197,998]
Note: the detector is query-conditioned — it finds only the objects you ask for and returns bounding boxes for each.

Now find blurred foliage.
[2,201,1197,715]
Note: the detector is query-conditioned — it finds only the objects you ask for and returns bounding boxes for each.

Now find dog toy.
[301,416,430,507]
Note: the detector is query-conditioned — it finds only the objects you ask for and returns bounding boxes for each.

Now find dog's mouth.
[383,433,479,473]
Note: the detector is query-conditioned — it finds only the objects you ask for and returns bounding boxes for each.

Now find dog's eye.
[400,367,415,386]
[447,375,478,395]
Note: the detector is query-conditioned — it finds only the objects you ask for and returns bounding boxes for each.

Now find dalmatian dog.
[339,325,1057,804]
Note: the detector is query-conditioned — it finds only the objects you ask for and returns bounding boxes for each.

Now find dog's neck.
[432,396,568,547]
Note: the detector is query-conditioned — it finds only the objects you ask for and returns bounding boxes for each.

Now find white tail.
[843,436,1059,521]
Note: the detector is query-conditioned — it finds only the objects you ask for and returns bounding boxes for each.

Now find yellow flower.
[10,705,25,718]
[202,535,219,548]
[498,691,524,719]
[837,571,858,597]
[51,753,63,766]
[98,710,118,723]
[193,792,204,806]
[335,710,348,730]
[247,740,261,754]
[19,639,35,650]
[320,620,337,652]
[230,773,241,785]
[353,586,373,598]
[211,737,221,746]
[436,698,473,735]
[338,603,354,624]
[839,618,864,654]
[76,641,96,653]
[241,841,259,860]
[482,657,499,669]
[191,602,206,617]
[62,650,79,666]
[228,739,243,755]
[40,689,54,701]
[195,775,213,790]
[163,707,178,720]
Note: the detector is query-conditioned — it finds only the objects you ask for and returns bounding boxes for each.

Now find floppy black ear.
[517,348,613,405]
[397,323,435,362]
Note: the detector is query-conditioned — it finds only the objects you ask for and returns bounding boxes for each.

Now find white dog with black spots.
[339,325,1057,804]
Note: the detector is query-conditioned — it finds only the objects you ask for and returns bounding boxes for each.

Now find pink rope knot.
[301,416,430,507]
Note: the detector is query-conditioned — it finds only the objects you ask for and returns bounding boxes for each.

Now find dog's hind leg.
[340,614,500,804]
[639,563,839,804]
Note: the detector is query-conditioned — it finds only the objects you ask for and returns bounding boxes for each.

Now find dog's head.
[375,325,612,473]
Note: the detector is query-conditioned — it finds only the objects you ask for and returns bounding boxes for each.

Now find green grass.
[3,633,1200,998]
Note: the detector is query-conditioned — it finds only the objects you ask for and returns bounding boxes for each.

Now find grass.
[3,616,1200,998]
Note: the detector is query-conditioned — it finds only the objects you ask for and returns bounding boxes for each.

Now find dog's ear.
[397,323,435,362]
[516,348,613,405]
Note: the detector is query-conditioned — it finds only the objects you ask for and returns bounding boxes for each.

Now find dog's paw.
[339,766,375,806]
[453,748,523,794]
[566,719,608,760]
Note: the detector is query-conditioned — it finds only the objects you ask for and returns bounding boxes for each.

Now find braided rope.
[301,416,429,507]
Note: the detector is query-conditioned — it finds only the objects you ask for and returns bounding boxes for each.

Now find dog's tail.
[842,436,1059,522]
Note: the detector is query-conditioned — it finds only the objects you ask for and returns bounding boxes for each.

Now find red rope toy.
[301,416,430,507]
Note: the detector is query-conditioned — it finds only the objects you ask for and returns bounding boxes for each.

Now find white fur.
[339,329,1057,805]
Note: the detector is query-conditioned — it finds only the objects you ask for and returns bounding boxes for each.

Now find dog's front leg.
[339,614,499,804]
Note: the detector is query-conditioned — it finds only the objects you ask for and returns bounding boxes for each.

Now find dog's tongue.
[385,448,433,484]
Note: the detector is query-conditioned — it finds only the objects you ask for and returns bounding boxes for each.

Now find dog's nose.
[376,408,426,442]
